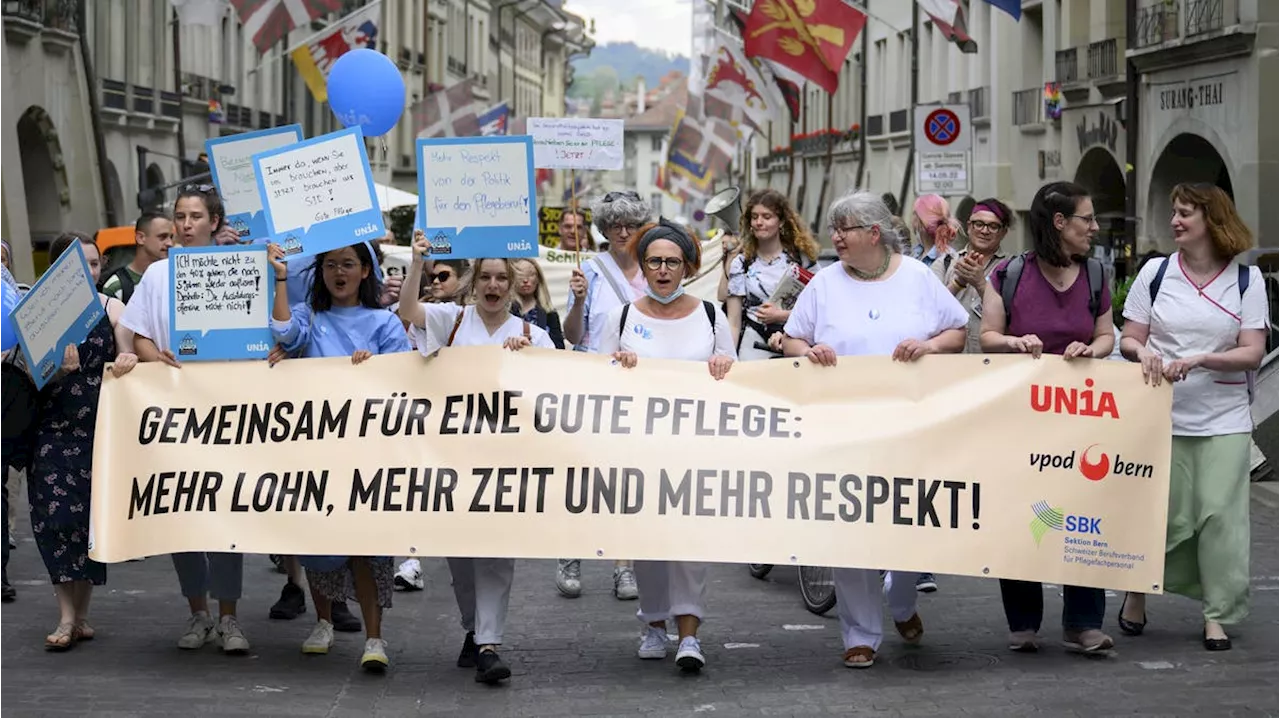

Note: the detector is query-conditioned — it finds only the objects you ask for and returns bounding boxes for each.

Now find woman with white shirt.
[558,190,649,602]
[780,190,967,669]
[598,218,736,673]
[1117,183,1267,652]
[725,189,819,360]
[398,230,554,685]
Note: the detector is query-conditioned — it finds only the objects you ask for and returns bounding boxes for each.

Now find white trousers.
[447,557,515,646]
[833,569,920,650]
[634,560,708,624]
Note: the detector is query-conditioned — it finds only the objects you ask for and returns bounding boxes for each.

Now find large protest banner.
[91,351,1172,593]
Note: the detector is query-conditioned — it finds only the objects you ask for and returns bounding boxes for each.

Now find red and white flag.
[230,0,343,54]
[670,94,738,179]
[702,38,783,137]
[412,79,480,138]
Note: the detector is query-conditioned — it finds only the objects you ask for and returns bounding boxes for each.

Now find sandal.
[894,613,924,645]
[73,620,95,641]
[45,623,76,652]
[842,645,875,669]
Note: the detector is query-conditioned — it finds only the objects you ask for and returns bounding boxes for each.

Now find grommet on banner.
[409,546,417,554]
[1151,584,1159,591]
[792,361,800,368]
[983,357,991,365]
[982,567,990,575]
[230,544,236,550]
[596,549,604,557]
[789,555,798,563]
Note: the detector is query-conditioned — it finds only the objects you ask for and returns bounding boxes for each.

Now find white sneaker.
[394,559,425,591]
[177,611,215,650]
[361,637,389,672]
[637,625,668,659]
[302,619,335,654]
[218,615,250,655]
[613,566,638,600]
[556,559,582,598]
[675,636,705,672]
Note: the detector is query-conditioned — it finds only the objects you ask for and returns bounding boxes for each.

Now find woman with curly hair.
[725,189,819,360]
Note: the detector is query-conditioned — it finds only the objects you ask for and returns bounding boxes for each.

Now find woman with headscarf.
[780,190,967,669]
[598,218,736,673]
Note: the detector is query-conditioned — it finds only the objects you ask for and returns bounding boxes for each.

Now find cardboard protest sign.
[12,242,105,389]
[537,206,594,248]
[91,350,1172,595]
[527,117,624,170]
[415,135,537,259]
[205,125,304,241]
[253,126,385,260]
[168,245,273,361]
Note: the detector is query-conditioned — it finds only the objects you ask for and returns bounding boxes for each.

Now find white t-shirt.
[120,260,172,353]
[597,300,737,362]
[784,256,969,356]
[1123,253,1267,436]
[565,252,646,353]
[408,302,554,355]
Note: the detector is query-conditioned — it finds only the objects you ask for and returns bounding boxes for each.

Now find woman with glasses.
[780,190,967,669]
[933,198,1015,353]
[725,189,819,360]
[558,190,650,602]
[1116,183,1267,652]
[398,230,554,685]
[979,181,1115,655]
[598,218,736,674]
[266,239,409,672]
[119,184,254,656]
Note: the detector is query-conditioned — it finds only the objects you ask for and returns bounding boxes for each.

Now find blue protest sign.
[11,242,105,389]
[168,245,273,361]
[252,126,385,260]
[416,135,538,259]
[206,124,304,241]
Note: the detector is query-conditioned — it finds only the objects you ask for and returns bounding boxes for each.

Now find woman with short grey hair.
[556,189,652,603]
[780,190,967,669]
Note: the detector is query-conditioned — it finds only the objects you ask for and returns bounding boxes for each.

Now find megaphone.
[704,186,742,230]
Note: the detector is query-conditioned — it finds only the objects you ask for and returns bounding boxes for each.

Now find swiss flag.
[742,0,865,94]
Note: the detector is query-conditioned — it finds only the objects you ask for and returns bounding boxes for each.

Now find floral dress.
[28,311,115,585]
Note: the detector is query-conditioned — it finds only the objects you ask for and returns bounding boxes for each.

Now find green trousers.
[1164,433,1252,624]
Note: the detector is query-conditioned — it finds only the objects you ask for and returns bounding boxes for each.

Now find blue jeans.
[999,579,1105,632]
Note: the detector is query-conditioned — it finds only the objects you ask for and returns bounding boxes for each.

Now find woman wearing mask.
[398,230,554,685]
[598,218,736,673]
[725,189,819,360]
[119,185,252,654]
[933,198,1015,353]
[267,240,409,672]
[559,191,649,602]
[980,181,1115,654]
[780,191,967,668]
[27,232,137,650]
[1117,183,1266,651]
[911,194,961,270]
[512,258,565,349]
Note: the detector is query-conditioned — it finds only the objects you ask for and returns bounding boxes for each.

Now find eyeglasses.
[643,257,685,271]
[603,190,641,203]
[321,260,360,273]
[180,183,216,194]
[828,224,869,237]
[967,220,1004,233]
[1068,214,1099,226]
[610,223,643,234]
[430,271,454,284]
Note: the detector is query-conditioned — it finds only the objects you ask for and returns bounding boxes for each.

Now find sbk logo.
[1029,445,1153,482]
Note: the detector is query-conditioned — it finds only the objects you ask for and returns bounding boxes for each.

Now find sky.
[562,0,693,57]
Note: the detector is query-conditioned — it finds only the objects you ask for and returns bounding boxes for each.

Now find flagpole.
[571,168,580,267]
[897,0,919,216]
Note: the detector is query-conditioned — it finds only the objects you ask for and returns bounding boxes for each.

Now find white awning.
[374,183,418,211]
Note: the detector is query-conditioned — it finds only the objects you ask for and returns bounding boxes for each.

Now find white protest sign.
[11,242,104,388]
[917,151,972,196]
[527,117,624,170]
[205,125,303,240]
[168,245,273,361]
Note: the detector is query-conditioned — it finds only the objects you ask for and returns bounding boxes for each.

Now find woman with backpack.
[1115,183,1267,651]
[597,218,737,674]
[266,239,410,672]
[26,232,138,650]
[979,181,1116,655]
[397,230,555,685]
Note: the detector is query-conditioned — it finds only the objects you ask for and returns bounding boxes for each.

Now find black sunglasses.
[430,270,455,283]
[180,183,216,194]
[603,191,641,203]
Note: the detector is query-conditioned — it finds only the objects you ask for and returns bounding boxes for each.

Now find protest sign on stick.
[168,245,273,361]
[206,125,304,241]
[12,242,104,389]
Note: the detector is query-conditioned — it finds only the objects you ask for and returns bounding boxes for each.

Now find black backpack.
[1148,257,1250,303]
[619,301,717,337]
[1,358,37,447]
[998,253,1105,323]
[99,265,138,304]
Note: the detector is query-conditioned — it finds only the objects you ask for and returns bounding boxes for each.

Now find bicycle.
[744,562,837,616]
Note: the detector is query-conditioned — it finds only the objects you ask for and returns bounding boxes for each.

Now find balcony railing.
[1186,0,1228,36]
[1086,38,1121,79]
[1134,2,1178,48]
[1055,47,1079,83]
[101,78,127,111]
[1012,87,1045,126]
[967,85,989,120]
[3,0,77,31]
[866,114,884,136]
[889,109,908,133]
[447,56,467,75]
[946,90,962,103]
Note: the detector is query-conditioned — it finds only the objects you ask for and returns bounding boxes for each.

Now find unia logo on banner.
[1029,378,1119,419]
[1029,445,1154,482]
[1029,500,1103,546]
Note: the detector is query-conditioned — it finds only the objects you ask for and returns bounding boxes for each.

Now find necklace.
[847,247,892,280]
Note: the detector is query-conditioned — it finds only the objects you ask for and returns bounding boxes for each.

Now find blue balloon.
[327,49,406,138]
[1,282,17,353]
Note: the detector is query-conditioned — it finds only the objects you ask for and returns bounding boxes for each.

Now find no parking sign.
[914,104,972,152]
